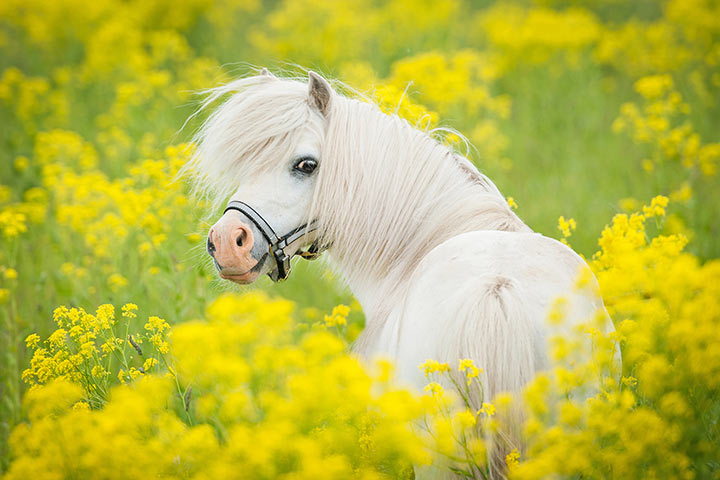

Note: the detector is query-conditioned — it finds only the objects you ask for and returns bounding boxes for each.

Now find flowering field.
[1,0,719,478]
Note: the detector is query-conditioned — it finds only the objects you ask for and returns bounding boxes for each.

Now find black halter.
[223,200,322,282]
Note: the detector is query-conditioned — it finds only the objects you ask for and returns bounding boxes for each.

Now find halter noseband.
[223,200,322,282]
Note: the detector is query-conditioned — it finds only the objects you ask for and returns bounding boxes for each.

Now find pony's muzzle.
[207,217,261,284]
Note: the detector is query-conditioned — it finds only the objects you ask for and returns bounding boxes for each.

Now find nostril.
[236,229,246,248]
[207,237,216,254]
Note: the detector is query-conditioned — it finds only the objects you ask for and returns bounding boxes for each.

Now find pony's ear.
[308,71,332,116]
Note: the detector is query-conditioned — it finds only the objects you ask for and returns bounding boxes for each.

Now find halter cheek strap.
[223,200,322,282]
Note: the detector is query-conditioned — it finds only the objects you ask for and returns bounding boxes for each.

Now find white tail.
[447,275,535,478]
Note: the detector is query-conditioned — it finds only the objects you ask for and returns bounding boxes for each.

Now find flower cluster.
[21,302,172,408]
[7,293,444,479]
[513,197,720,479]
[417,357,512,478]
[613,74,719,177]
[557,216,577,245]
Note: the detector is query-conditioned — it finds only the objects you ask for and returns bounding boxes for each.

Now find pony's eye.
[293,157,318,175]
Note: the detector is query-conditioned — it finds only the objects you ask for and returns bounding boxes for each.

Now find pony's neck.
[344,175,527,318]
[313,98,529,329]
[334,155,529,326]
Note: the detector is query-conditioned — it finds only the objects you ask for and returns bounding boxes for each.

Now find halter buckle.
[223,200,323,282]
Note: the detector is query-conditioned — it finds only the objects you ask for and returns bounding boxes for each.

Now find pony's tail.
[447,275,536,479]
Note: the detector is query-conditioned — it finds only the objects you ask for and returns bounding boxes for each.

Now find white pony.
[188,69,615,477]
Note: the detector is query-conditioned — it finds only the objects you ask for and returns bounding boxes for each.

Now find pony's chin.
[219,270,261,284]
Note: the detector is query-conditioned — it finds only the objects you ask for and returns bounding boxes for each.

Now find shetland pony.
[186,69,615,478]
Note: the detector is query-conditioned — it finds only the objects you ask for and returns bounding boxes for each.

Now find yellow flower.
[0,209,27,237]
[151,233,166,246]
[72,401,90,411]
[505,448,520,468]
[4,267,18,280]
[139,242,152,255]
[547,296,568,325]
[634,74,674,100]
[143,358,158,371]
[107,273,128,291]
[557,215,577,239]
[145,316,169,332]
[455,409,477,428]
[670,182,692,203]
[478,402,496,416]
[80,341,96,358]
[47,329,67,348]
[424,382,444,396]
[618,197,640,212]
[13,155,29,171]
[323,304,350,327]
[96,304,115,329]
[458,358,481,384]
[622,376,638,388]
[122,303,138,318]
[419,359,451,375]
[642,195,669,218]
[0,186,10,204]
[25,333,40,349]
[506,196,518,209]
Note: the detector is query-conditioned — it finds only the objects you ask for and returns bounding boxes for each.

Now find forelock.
[187,75,316,202]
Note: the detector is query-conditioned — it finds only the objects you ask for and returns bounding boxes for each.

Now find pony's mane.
[187,72,530,296]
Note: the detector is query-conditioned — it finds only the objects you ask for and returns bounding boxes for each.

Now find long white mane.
[187,72,530,296]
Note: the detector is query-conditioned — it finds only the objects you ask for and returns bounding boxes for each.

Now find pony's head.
[188,69,525,288]
[191,70,332,284]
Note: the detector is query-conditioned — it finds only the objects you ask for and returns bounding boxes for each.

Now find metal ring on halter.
[223,201,322,282]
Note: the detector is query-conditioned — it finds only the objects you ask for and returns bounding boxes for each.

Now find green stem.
[159,353,192,425]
